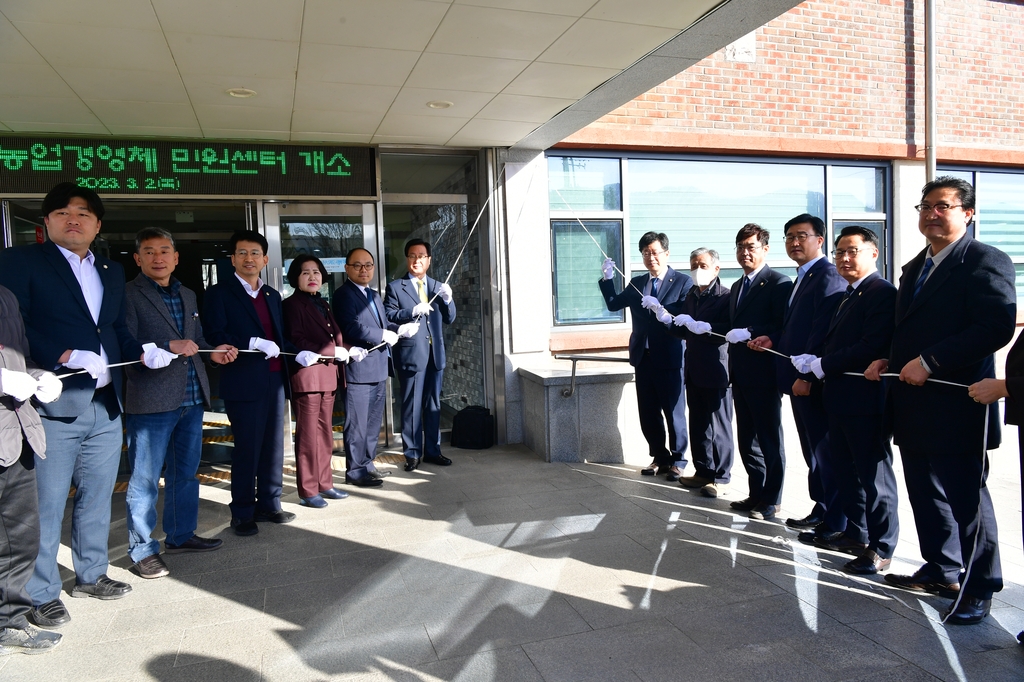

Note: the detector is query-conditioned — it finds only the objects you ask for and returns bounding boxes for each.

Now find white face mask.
[690,268,717,287]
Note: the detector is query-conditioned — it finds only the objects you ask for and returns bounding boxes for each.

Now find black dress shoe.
[423,454,452,466]
[28,599,71,629]
[884,572,960,598]
[798,528,843,546]
[786,512,823,529]
[231,518,259,536]
[404,458,420,472]
[812,533,868,555]
[748,503,778,520]
[254,510,296,524]
[366,470,390,479]
[345,476,383,487]
[665,467,683,482]
[1016,630,1023,645]
[71,575,132,600]
[320,488,349,500]
[134,554,170,579]
[844,550,891,575]
[165,535,223,553]
[944,596,991,625]
[729,497,758,512]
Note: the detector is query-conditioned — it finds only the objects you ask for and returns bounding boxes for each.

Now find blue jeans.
[125,404,204,562]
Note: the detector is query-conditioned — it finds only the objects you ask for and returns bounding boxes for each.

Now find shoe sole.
[26,617,69,630]
[70,589,131,600]
[137,570,169,579]
[164,544,222,554]
[0,639,63,656]
[883,577,960,599]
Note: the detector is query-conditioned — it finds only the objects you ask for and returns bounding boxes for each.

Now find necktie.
[834,285,855,319]
[650,277,659,298]
[913,257,934,299]
[788,269,805,306]
[365,287,382,325]
[416,279,432,345]
[737,275,751,304]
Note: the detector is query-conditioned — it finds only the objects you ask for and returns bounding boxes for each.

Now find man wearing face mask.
[664,248,733,498]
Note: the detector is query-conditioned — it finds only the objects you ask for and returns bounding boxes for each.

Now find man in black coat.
[869,176,1015,625]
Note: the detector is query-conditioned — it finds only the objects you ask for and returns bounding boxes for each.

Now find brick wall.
[561,0,1024,165]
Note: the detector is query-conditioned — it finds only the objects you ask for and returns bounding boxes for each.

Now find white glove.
[412,302,432,317]
[398,321,420,339]
[34,372,63,403]
[142,343,176,369]
[641,295,660,310]
[689,321,713,335]
[809,357,825,380]
[655,307,673,325]
[438,283,453,304]
[725,328,752,344]
[65,349,106,379]
[602,258,615,280]
[1,368,37,402]
[672,314,695,328]
[348,346,368,363]
[381,329,399,346]
[249,337,280,359]
[333,346,349,363]
[791,353,818,375]
[296,350,320,367]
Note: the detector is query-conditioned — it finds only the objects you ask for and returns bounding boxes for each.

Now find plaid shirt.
[147,275,203,407]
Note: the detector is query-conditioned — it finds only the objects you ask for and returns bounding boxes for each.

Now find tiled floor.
[2,416,1023,681]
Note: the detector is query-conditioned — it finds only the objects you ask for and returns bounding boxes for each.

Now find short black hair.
[135,227,175,253]
[286,254,328,289]
[345,247,373,263]
[42,182,105,220]
[405,238,431,257]
[638,232,669,253]
[921,175,976,213]
[735,223,769,246]
[229,230,268,254]
[835,225,879,248]
[784,214,825,238]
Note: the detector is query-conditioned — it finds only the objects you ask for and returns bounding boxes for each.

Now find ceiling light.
[226,87,258,98]
[426,100,453,109]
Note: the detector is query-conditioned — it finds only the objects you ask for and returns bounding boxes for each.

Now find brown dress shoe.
[884,572,960,599]
[678,474,713,488]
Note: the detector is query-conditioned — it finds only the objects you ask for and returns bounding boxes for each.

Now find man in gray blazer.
[124,228,238,579]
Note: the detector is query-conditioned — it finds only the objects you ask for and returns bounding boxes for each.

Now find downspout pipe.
[925,0,937,181]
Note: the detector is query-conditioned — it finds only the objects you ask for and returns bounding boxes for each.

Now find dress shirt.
[919,233,965,286]
[234,272,264,299]
[788,254,825,304]
[56,244,111,388]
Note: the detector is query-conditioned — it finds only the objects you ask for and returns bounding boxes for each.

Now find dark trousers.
[0,444,37,630]
[686,385,734,483]
[828,413,898,557]
[343,380,386,480]
[224,371,285,520]
[635,356,687,468]
[293,390,337,499]
[901,447,1002,599]
[398,354,443,464]
[732,385,785,504]
[791,390,844,530]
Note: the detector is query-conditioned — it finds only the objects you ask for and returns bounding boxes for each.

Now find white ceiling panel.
[290,131,373,144]
[476,94,574,123]
[202,128,291,141]
[3,121,110,134]
[538,19,677,69]
[0,122,11,131]
[152,0,304,41]
[448,119,538,146]
[585,0,719,29]
[371,133,460,146]
[193,104,291,130]
[0,97,102,125]
[60,68,189,104]
[0,0,159,30]
[13,22,174,71]
[166,33,299,79]
[84,100,199,128]
[503,62,618,99]
[293,82,399,115]
[454,0,595,17]
[426,5,575,60]
[302,0,448,51]
[0,64,76,98]
[105,125,205,137]
[376,114,469,138]
[388,88,494,119]
[291,110,384,135]
[297,44,420,87]
[0,15,47,65]
[182,74,295,108]
[406,53,529,93]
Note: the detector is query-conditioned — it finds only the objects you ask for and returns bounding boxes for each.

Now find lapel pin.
[103,264,108,269]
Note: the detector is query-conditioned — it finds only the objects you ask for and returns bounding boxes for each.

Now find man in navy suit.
[204,230,297,537]
[384,239,457,472]
[869,177,1015,625]
[752,214,846,536]
[790,226,898,575]
[599,232,692,480]
[0,183,175,629]
[723,224,792,521]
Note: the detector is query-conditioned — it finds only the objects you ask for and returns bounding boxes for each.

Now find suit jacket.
[598,267,693,368]
[669,278,731,388]
[383,274,457,374]
[0,241,143,418]
[0,285,46,464]
[819,272,896,415]
[888,235,1016,452]
[332,280,398,384]
[203,275,294,401]
[283,291,346,393]
[728,265,793,389]
[771,257,846,394]
[1003,331,1024,426]
[124,274,213,414]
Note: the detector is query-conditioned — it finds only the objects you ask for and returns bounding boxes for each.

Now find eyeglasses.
[346,262,374,271]
[834,247,870,259]
[640,249,667,258]
[406,254,430,262]
[735,244,763,253]
[914,203,964,214]
[234,249,264,258]
[784,232,817,244]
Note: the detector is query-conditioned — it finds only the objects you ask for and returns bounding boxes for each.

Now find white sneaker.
[0,626,63,656]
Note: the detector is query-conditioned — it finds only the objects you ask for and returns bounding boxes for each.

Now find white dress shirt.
[56,244,111,388]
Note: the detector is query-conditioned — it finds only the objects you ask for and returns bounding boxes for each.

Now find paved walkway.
[2,418,1024,681]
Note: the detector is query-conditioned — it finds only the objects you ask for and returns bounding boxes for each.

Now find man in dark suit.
[668,248,733,498]
[789,226,898,575]
[384,239,457,472]
[723,224,792,521]
[204,230,298,537]
[599,232,693,480]
[751,214,846,535]
[124,228,237,577]
[869,177,1015,625]
[333,248,408,487]
[0,183,172,629]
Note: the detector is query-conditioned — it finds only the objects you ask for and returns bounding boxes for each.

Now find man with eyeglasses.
[204,230,298,537]
[865,176,1015,625]
[722,224,792,521]
[789,226,898,575]
[384,239,456,472]
[600,232,693,480]
[750,214,846,539]
[333,248,403,487]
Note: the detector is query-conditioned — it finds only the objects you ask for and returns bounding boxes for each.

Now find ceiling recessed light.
[426,100,453,109]
[226,87,258,98]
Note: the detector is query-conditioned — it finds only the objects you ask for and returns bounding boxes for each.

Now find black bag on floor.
[450,405,494,449]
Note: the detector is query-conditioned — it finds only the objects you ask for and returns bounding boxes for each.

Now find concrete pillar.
[892,160,927,276]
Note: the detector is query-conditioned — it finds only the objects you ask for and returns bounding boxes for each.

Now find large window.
[551,220,624,325]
